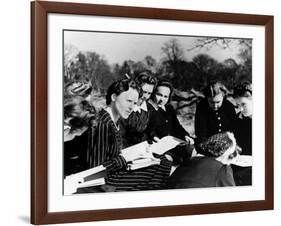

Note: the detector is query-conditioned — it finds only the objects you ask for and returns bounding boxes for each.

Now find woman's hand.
[64,126,87,142]
[152,136,161,143]
[164,154,173,162]
[185,135,194,145]
[120,145,158,162]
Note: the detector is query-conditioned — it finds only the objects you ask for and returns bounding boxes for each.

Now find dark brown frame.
[31,1,274,224]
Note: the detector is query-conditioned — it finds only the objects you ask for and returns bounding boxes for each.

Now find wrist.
[165,154,173,162]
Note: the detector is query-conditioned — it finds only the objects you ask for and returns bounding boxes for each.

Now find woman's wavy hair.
[136,71,157,86]
[106,78,140,105]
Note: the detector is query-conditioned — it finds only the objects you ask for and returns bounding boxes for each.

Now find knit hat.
[198,132,237,157]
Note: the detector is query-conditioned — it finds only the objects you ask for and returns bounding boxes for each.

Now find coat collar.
[148,100,166,111]
[133,101,148,113]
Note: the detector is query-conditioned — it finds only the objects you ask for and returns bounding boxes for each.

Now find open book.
[121,136,187,170]
[64,165,106,195]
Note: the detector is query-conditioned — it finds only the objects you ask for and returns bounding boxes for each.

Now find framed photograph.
[31,1,274,224]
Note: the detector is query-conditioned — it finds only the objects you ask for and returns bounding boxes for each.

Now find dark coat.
[119,102,154,147]
[195,98,237,145]
[231,114,252,186]
[148,104,189,140]
[167,157,236,188]
[64,131,89,177]
[234,115,252,155]
[147,104,193,164]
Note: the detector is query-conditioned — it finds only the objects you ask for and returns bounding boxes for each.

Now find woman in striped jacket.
[80,78,172,192]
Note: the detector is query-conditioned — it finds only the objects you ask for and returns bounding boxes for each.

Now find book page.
[121,141,149,157]
[231,155,253,167]
[150,136,186,155]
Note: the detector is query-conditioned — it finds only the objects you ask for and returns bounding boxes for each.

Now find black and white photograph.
[63,30,253,195]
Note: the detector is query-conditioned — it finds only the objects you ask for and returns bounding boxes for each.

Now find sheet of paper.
[231,155,253,167]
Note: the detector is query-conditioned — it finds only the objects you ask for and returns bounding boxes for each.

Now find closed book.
[64,165,106,195]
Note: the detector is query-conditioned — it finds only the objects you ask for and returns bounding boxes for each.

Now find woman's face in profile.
[155,86,170,107]
[235,96,252,117]
[113,87,139,119]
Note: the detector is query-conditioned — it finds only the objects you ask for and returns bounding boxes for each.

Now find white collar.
[159,105,166,111]
[149,100,166,111]
[133,101,148,113]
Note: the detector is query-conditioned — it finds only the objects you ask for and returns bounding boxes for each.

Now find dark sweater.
[234,115,252,155]
[64,131,88,177]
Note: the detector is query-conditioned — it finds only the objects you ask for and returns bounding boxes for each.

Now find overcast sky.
[64,30,249,65]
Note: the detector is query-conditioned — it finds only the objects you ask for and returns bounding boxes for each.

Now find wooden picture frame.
[31,1,274,224]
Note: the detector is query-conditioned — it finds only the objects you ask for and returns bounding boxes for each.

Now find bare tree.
[162,39,184,62]
[187,38,233,51]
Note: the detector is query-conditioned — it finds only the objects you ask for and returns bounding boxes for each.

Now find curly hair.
[136,71,157,86]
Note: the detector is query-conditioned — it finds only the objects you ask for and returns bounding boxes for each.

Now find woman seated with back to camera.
[167,132,239,189]
[78,78,173,193]
[147,79,194,165]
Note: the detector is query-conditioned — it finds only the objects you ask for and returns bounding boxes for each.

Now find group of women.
[63,73,253,193]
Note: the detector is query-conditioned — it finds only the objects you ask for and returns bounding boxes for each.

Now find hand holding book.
[120,141,156,162]
[120,136,189,170]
